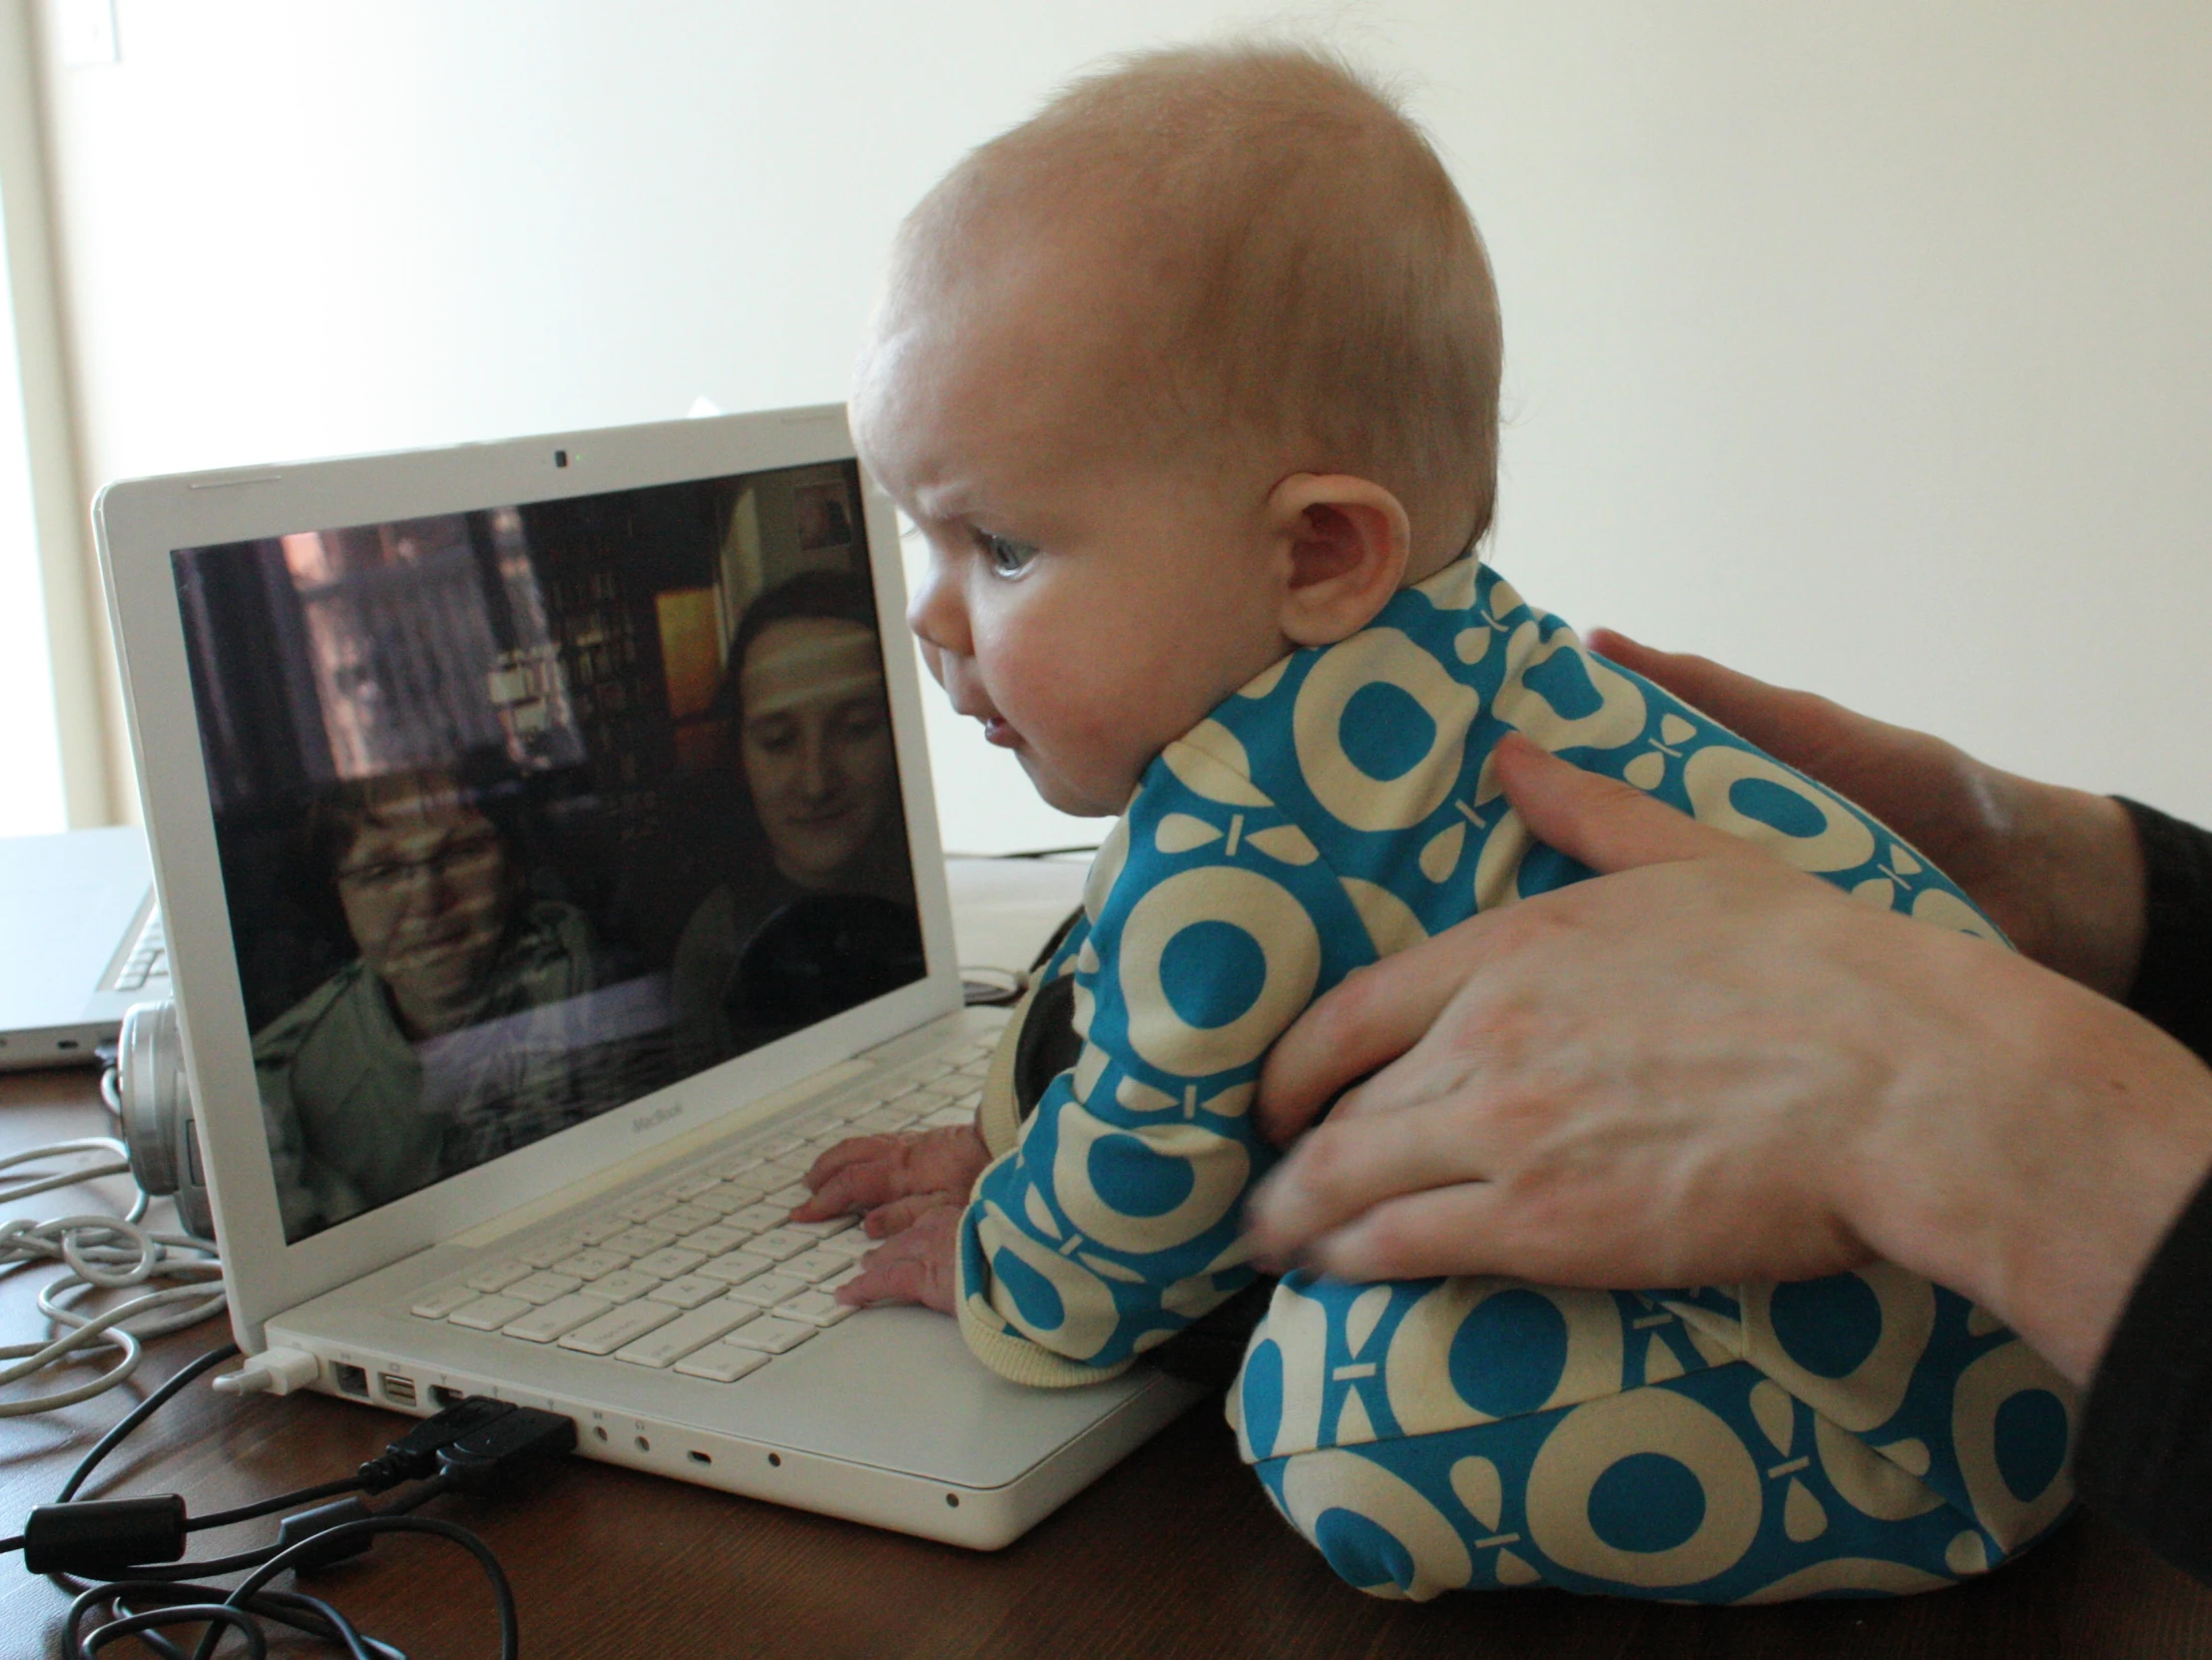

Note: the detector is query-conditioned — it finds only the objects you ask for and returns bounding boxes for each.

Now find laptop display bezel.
[95,406,963,1346]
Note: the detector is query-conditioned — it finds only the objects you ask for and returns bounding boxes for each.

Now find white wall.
[0,203,68,837]
[32,0,2212,849]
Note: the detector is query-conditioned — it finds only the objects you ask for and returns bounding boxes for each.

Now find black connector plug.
[23,1495,186,1576]
[275,1496,376,1571]
[357,1395,515,1491]
[435,1407,576,1492]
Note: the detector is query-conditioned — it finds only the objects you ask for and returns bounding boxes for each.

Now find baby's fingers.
[837,1208,961,1314]
[794,1136,912,1221]
[863,1192,963,1237]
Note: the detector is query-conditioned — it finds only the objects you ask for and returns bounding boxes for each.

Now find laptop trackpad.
[706,1305,1159,1489]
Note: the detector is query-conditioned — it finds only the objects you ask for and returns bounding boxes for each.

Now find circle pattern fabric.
[953,555,2069,1604]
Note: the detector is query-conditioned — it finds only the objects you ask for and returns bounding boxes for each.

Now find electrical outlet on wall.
[52,0,118,68]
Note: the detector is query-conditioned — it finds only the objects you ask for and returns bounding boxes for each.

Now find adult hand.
[1247,734,2212,1385]
[1586,630,2147,999]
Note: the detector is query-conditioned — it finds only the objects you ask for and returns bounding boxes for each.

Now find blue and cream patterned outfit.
[955,557,2076,1603]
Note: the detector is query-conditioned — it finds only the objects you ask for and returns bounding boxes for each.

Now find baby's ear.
[1269,474,1412,647]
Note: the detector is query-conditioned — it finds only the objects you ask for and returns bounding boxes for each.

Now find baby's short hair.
[895,41,1503,550]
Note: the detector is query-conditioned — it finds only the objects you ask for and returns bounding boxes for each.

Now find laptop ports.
[332,1363,369,1398]
[379,1374,418,1407]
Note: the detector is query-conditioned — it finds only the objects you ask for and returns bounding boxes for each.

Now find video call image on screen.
[172,460,925,1244]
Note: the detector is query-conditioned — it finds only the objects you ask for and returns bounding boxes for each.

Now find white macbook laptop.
[95,407,1199,1547]
[0,827,169,1070]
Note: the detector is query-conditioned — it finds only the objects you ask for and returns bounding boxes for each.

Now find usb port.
[379,1374,418,1407]
[430,1384,466,1409]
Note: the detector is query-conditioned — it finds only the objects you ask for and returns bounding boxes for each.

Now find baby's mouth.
[981,716,1019,749]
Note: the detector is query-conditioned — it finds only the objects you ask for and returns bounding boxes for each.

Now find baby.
[798,42,2077,1603]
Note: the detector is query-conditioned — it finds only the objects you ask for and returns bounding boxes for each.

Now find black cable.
[82,1603,268,1659]
[193,1515,517,1660]
[186,1476,365,1532]
[81,1581,408,1660]
[55,1341,239,1504]
[376,1473,456,1516]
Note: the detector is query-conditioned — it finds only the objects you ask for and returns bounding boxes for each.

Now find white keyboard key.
[649,1274,729,1310]
[747,1229,813,1262]
[654,1203,719,1233]
[729,1316,816,1354]
[689,1186,751,1216]
[553,1249,628,1281]
[507,1271,583,1305]
[448,1294,530,1331]
[764,1184,813,1211]
[619,1194,677,1222]
[783,1248,852,1284]
[674,1340,772,1382]
[501,1294,609,1343]
[850,1110,909,1136]
[518,1235,584,1269]
[822,1263,863,1292]
[574,1216,627,1245]
[729,1273,808,1308]
[920,1106,975,1129]
[630,1247,707,1280]
[465,1261,531,1294]
[699,1251,774,1285]
[606,1227,676,1257]
[779,1291,856,1328]
[558,1300,678,1356]
[754,1157,810,1183]
[678,1225,748,1256]
[712,1155,764,1181]
[786,1214,856,1240]
[617,1302,759,1368]
[668,1173,724,1200]
[411,1284,480,1320]
[584,1269,660,1303]
[728,1203,789,1233]
[822,1230,875,1259]
[759,1133,808,1159]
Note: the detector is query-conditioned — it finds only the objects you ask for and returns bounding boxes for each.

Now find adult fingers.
[1490,733,1756,875]
[1587,630,1864,785]
[1245,1102,1496,1267]
[1255,936,1493,1148]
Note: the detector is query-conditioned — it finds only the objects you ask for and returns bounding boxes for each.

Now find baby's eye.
[979,533,1039,578]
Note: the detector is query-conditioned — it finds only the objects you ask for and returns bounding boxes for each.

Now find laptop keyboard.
[112,905,169,991]
[408,1037,994,1383]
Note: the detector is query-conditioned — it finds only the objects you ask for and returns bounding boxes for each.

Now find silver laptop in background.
[96,406,1199,1547]
[0,826,169,1070]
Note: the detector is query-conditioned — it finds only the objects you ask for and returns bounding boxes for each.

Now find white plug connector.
[211,1346,320,1395]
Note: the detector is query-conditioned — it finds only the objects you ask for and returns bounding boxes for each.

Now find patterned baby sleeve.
[954,734,1373,1386]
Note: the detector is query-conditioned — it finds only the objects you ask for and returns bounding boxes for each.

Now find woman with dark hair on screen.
[254,768,604,1239]
[671,571,921,1064]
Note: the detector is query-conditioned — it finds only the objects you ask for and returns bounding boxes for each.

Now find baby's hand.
[834,1201,962,1314]
[793,1124,989,1228]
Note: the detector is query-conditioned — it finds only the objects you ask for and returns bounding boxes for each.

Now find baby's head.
[852,42,1501,817]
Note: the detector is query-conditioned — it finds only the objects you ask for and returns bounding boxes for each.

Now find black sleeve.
[2118,798,2212,1066]
[2076,1168,2212,1582]
[2074,801,2212,1577]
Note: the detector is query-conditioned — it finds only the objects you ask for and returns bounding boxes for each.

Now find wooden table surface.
[5,1065,2211,1659]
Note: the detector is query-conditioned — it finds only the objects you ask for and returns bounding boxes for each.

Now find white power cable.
[0,1136,228,1416]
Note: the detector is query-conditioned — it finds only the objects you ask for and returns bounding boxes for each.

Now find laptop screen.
[170,458,925,1244]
